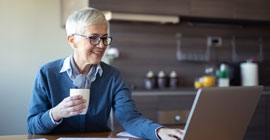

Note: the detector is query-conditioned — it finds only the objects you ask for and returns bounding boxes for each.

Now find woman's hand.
[157,127,184,140]
[51,95,86,121]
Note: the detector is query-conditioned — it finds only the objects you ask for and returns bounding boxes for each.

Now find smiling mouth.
[91,50,103,56]
[92,51,101,54]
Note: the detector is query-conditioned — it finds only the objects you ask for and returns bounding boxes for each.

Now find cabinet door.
[235,0,270,21]
[89,0,190,15]
[132,95,159,121]
[267,95,270,140]
[89,0,270,21]
[189,0,235,19]
[243,95,266,140]
[132,94,195,126]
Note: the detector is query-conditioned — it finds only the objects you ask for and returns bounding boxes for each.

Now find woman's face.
[72,24,108,68]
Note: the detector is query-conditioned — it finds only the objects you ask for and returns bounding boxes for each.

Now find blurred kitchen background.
[0,0,269,139]
[90,0,270,89]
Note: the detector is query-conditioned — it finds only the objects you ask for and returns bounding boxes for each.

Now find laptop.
[181,86,263,140]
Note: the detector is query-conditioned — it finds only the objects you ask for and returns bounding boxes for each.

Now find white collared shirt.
[60,55,103,89]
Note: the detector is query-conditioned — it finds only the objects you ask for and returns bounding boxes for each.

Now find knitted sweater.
[27,58,161,139]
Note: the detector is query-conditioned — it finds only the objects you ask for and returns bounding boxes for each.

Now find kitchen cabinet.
[267,94,270,139]
[61,0,270,27]
[189,0,235,19]
[89,0,270,21]
[189,0,270,21]
[244,93,270,140]
[89,0,190,16]
[234,0,270,21]
[243,94,267,140]
[132,91,195,128]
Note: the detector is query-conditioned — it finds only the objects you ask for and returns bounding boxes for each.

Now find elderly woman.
[27,7,182,140]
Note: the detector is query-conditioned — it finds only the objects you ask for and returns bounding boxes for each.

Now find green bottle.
[218,64,229,87]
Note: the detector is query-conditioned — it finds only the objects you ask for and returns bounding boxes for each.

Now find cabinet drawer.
[158,110,190,125]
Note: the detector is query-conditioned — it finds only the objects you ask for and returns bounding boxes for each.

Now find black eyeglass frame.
[72,34,112,46]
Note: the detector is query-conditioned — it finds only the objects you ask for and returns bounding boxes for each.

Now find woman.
[27,7,182,140]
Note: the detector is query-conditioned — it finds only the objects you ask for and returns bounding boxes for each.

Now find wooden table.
[0,131,142,140]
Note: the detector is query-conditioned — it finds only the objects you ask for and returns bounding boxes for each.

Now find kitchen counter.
[132,86,270,96]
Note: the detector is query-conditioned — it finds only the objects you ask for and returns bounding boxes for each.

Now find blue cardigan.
[27,58,161,139]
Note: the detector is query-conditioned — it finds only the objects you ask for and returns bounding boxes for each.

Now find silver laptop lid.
[182,86,263,140]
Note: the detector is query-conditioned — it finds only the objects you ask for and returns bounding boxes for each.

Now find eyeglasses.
[72,34,112,46]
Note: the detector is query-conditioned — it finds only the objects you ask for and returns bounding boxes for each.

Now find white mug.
[70,89,90,115]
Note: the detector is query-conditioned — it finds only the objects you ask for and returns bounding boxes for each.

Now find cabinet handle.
[175,115,181,122]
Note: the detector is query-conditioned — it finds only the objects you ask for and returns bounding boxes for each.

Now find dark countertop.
[132,86,270,96]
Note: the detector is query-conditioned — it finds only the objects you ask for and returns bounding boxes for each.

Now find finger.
[63,95,82,103]
[71,103,86,111]
[164,135,179,140]
[66,104,86,115]
[65,98,86,107]
[66,109,83,116]
[69,95,83,100]
[170,129,183,139]
[180,129,185,134]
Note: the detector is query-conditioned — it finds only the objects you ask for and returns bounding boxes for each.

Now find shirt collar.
[60,55,103,77]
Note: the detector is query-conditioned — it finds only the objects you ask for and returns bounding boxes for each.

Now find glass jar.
[169,70,179,88]
[144,71,157,89]
[157,71,168,88]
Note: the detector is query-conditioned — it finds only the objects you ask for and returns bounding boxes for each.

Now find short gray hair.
[65,7,108,35]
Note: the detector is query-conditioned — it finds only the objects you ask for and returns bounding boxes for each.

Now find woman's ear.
[67,35,77,48]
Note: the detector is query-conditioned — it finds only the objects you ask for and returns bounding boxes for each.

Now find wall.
[89,0,270,89]
[109,21,270,89]
[0,0,71,135]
